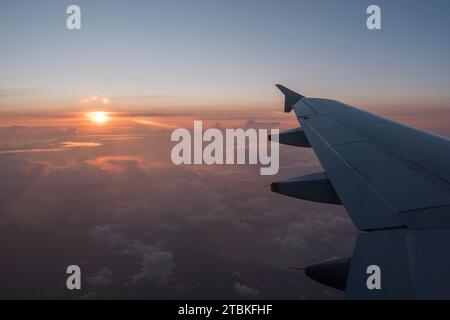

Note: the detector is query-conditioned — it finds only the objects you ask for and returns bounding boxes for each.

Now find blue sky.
[1,0,450,110]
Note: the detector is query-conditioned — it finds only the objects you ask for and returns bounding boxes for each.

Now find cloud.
[84,156,147,174]
[0,126,87,156]
[0,126,78,140]
[61,142,102,148]
[89,224,175,286]
[119,112,192,118]
[89,224,136,251]
[0,148,66,155]
[88,267,113,286]
[134,119,177,129]
[129,250,175,285]
[243,119,280,129]
[234,282,259,298]
[0,113,359,299]
[0,141,102,155]
[273,210,355,265]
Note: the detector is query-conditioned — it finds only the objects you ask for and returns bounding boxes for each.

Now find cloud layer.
[0,115,359,299]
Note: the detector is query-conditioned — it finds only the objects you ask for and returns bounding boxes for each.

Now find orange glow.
[87,111,110,125]
[134,119,176,129]
[80,96,111,105]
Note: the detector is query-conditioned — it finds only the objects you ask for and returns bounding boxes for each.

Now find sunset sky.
[1,0,450,299]
[1,0,450,113]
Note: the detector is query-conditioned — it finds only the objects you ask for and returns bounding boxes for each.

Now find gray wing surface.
[273,84,450,299]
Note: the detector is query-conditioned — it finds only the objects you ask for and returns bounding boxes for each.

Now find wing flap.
[302,119,405,230]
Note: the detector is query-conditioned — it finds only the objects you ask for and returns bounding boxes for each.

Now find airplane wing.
[272,84,450,299]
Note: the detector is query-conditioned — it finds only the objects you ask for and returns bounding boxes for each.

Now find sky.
[1,0,450,112]
[1,0,450,300]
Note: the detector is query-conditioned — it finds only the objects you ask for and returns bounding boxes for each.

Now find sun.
[87,111,110,125]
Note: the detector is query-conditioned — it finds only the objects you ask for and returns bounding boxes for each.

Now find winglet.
[276,84,304,113]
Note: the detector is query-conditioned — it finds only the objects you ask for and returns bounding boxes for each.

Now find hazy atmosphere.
[1,0,450,299]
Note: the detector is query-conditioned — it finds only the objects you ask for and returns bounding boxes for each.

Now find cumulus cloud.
[89,224,175,286]
[273,210,355,266]
[234,282,260,298]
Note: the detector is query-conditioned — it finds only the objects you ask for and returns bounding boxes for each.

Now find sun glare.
[87,111,110,125]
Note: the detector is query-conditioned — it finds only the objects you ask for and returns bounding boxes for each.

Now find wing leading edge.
[273,84,450,299]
